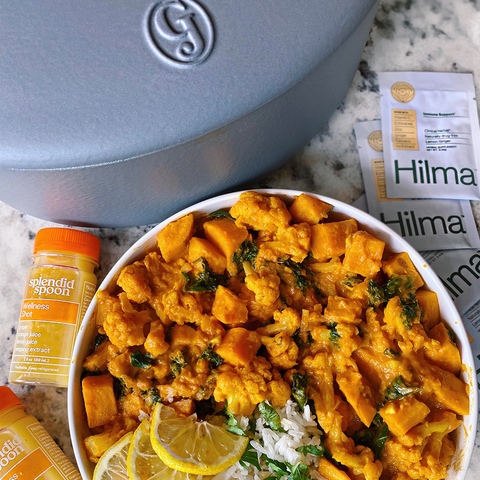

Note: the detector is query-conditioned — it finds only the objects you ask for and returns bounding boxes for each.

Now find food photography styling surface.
[1,1,480,480]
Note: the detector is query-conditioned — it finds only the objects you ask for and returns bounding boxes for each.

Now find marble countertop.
[1,0,479,477]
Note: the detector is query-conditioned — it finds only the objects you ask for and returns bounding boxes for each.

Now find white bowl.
[67,189,478,480]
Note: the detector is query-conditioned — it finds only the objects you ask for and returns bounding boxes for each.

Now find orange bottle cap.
[0,386,22,412]
[34,228,101,262]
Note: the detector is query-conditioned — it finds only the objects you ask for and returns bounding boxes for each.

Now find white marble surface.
[1,0,480,477]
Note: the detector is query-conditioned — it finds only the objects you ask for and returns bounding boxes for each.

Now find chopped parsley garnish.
[399,293,421,330]
[261,455,313,480]
[291,372,308,411]
[208,209,235,220]
[384,376,420,402]
[170,351,187,378]
[239,441,261,470]
[259,402,285,432]
[199,344,223,368]
[183,258,227,292]
[233,240,259,270]
[130,350,155,369]
[296,444,324,457]
[367,279,387,309]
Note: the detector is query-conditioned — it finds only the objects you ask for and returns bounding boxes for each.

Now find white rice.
[212,399,323,480]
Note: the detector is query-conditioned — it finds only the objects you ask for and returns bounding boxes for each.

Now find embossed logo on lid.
[146,0,214,67]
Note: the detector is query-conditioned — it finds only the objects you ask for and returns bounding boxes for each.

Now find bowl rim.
[67,188,478,480]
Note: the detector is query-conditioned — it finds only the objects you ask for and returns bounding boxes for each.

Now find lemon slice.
[150,403,249,475]
[93,431,132,480]
[128,419,214,480]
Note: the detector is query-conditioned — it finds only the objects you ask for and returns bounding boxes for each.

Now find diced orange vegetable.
[318,457,351,480]
[323,295,363,324]
[416,290,440,329]
[157,213,195,263]
[425,322,461,374]
[212,285,248,324]
[203,218,248,271]
[379,396,430,437]
[82,374,118,429]
[215,327,261,366]
[382,252,424,290]
[188,237,227,275]
[310,219,358,262]
[430,364,470,415]
[170,398,195,417]
[289,194,333,225]
[336,370,377,427]
[343,231,385,278]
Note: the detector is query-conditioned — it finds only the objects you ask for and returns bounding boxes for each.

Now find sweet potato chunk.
[343,231,385,278]
[157,213,194,263]
[82,374,118,428]
[430,364,470,415]
[382,252,424,290]
[203,218,248,270]
[425,322,461,374]
[379,396,430,437]
[416,290,440,330]
[318,458,351,480]
[215,327,261,366]
[310,219,358,262]
[188,237,227,275]
[289,194,332,225]
[212,285,248,324]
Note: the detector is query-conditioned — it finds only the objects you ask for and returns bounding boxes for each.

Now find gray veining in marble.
[1,0,479,477]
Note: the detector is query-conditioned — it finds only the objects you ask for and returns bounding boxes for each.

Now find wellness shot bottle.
[9,228,100,388]
[0,386,82,480]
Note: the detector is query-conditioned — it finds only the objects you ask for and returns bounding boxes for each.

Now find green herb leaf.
[113,377,128,400]
[287,462,311,480]
[372,424,389,459]
[280,258,313,296]
[259,402,285,432]
[399,293,421,330]
[233,240,259,270]
[130,350,155,369]
[240,441,260,470]
[384,348,400,358]
[221,400,247,437]
[367,279,386,309]
[327,322,340,347]
[140,386,161,406]
[94,333,108,349]
[199,344,223,368]
[261,455,290,476]
[170,351,187,378]
[208,209,235,220]
[183,258,227,292]
[296,444,324,457]
[384,277,402,299]
[384,376,420,402]
[342,276,361,288]
[353,421,389,460]
[291,372,308,411]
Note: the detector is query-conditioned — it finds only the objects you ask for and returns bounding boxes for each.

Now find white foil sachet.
[379,72,480,200]
[354,120,480,251]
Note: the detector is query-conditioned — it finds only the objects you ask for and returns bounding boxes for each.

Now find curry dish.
[81,191,469,480]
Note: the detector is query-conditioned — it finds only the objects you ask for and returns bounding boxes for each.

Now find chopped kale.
[291,372,308,411]
[130,350,155,369]
[384,376,420,402]
[240,441,261,470]
[259,402,285,432]
[280,258,313,296]
[233,240,259,270]
[292,330,314,349]
[327,322,341,347]
[94,333,108,349]
[384,348,400,358]
[367,279,386,309]
[399,293,421,330]
[384,277,402,299]
[353,420,389,460]
[170,351,187,378]
[208,209,235,220]
[183,258,227,292]
[113,377,131,400]
[140,386,161,406]
[200,344,223,368]
[342,276,362,288]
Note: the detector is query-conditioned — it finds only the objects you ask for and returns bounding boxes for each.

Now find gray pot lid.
[1,0,376,170]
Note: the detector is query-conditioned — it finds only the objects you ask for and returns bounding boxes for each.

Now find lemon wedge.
[128,419,214,480]
[93,431,132,480]
[150,403,249,475]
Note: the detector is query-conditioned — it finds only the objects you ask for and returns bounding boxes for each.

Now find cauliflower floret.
[117,261,152,304]
[260,331,298,370]
[103,293,152,350]
[243,261,281,306]
[213,357,272,415]
[82,340,121,372]
[266,370,291,407]
[256,307,301,337]
[107,349,155,393]
[229,191,292,233]
[262,223,311,263]
[144,320,169,357]
[162,290,209,325]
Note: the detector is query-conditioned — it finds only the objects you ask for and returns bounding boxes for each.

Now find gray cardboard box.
[0,0,379,227]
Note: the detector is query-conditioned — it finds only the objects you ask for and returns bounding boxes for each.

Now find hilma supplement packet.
[379,72,480,200]
[354,120,480,251]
